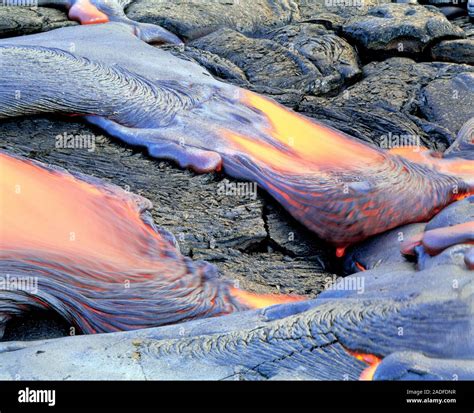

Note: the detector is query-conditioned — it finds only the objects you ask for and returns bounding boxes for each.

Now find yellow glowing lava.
[230,287,304,309]
[348,350,382,381]
[223,90,385,174]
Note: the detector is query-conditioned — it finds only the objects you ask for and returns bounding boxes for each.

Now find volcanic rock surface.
[0,6,75,37]
[342,4,465,55]
[125,0,298,41]
[0,2,472,378]
[432,38,474,64]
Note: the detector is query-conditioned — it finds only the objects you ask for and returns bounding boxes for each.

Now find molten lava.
[226,91,385,174]
[0,151,168,269]
[230,287,304,309]
[336,247,346,258]
[389,146,474,191]
[68,0,109,25]
[354,261,366,272]
[401,222,474,257]
[422,222,474,255]
[348,350,382,381]
[218,90,473,248]
[0,152,300,333]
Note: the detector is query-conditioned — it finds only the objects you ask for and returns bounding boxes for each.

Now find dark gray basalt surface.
[125,0,391,41]
[0,6,75,37]
[300,57,474,148]
[192,249,329,296]
[2,311,71,342]
[265,23,361,82]
[342,4,465,55]
[419,71,474,135]
[432,38,474,64]
[297,0,391,22]
[186,23,360,97]
[189,28,324,93]
[126,0,298,40]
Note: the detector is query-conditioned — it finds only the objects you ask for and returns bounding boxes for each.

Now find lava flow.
[225,91,385,175]
[220,90,473,247]
[0,152,300,333]
[68,0,109,25]
[401,222,474,257]
[230,287,304,308]
[348,350,382,381]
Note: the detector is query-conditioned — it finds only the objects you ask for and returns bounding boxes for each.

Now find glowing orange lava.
[68,0,109,25]
[336,247,346,258]
[0,152,169,272]
[355,261,366,272]
[400,234,423,257]
[400,222,474,257]
[230,287,305,309]
[389,147,474,190]
[348,350,382,381]
[422,222,474,255]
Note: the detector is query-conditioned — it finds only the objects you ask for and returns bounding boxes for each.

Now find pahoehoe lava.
[0,6,473,381]
[0,151,254,334]
[0,22,472,247]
